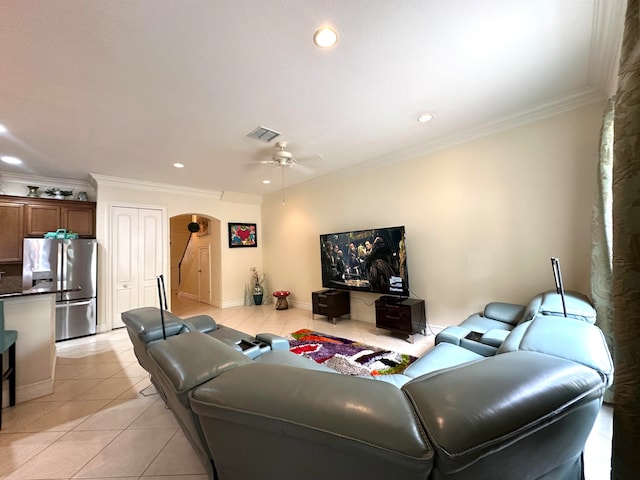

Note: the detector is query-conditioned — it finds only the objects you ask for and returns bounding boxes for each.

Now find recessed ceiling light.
[0,124,8,134]
[313,27,338,48]
[173,162,184,168]
[1,156,22,165]
[417,113,434,123]
[262,180,271,184]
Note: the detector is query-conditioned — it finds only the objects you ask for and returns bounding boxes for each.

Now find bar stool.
[0,300,17,430]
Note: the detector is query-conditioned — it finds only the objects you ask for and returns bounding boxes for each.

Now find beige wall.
[261,102,605,328]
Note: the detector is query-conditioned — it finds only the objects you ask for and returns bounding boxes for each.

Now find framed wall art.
[197,217,210,236]
[228,222,257,248]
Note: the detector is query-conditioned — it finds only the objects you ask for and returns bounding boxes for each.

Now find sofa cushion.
[538,291,596,323]
[255,349,338,373]
[190,363,434,478]
[458,313,517,332]
[148,332,252,394]
[495,321,533,354]
[482,302,526,324]
[122,307,185,342]
[181,314,218,333]
[513,315,614,386]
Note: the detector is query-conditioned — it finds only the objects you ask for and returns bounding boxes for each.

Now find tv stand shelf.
[312,289,350,324]
[375,297,426,343]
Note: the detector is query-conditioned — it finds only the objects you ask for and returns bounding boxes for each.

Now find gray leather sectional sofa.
[122,293,612,480]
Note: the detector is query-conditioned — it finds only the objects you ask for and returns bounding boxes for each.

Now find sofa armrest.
[255,332,289,351]
[403,351,605,477]
[483,302,526,325]
[435,325,469,346]
[480,328,510,347]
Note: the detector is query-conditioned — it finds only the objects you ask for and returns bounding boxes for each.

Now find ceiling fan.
[262,141,298,167]
[260,141,318,203]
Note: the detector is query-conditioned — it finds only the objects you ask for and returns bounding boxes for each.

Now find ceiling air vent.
[246,126,281,143]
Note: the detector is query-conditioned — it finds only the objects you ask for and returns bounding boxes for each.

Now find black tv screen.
[319,226,409,297]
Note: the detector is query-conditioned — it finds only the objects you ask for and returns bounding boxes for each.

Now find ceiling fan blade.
[294,163,315,175]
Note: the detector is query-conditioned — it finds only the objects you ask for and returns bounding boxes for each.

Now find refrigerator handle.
[58,241,64,287]
[56,299,93,308]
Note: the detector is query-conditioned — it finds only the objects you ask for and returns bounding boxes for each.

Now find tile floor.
[0,296,612,479]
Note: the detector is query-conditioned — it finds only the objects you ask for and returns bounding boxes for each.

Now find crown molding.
[0,171,94,189]
[89,173,223,199]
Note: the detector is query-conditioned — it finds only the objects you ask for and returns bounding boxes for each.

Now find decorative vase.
[252,283,264,305]
[27,186,40,197]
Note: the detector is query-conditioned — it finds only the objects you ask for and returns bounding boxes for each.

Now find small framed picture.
[228,223,257,248]
[197,217,210,237]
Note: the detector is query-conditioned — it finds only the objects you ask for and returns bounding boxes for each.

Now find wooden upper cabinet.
[62,205,95,236]
[25,203,61,236]
[0,196,96,262]
[0,201,25,262]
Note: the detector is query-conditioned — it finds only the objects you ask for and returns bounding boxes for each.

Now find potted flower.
[250,267,265,305]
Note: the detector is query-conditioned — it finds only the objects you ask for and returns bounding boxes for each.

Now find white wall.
[261,102,605,328]
[93,178,263,330]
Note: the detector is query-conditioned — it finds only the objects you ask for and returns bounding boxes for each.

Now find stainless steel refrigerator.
[22,238,97,341]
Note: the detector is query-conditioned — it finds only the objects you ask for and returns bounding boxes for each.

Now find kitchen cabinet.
[24,199,95,237]
[375,297,426,343]
[25,203,61,236]
[0,201,25,262]
[61,205,95,236]
[0,195,96,263]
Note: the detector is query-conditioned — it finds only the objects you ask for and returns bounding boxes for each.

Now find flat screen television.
[319,225,409,297]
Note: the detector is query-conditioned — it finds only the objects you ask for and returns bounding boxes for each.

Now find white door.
[198,246,211,304]
[112,206,164,328]
[139,208,163,307]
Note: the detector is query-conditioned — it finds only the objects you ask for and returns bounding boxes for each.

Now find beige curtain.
[611,0,640,477]
[591,97,615,404]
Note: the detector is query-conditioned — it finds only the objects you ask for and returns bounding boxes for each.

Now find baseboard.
[13,378,54,405]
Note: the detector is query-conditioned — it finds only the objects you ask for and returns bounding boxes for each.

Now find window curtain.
[591,97,615,404]
[611,0,640,477]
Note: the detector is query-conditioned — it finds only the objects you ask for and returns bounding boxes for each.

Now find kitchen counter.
[1,293,59,405]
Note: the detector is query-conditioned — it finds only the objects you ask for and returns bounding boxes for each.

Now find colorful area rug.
[288,329,417,376]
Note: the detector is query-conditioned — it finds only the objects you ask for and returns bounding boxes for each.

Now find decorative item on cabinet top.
[44,188,73,200]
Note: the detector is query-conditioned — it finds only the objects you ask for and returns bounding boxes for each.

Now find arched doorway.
[170,213,222,306]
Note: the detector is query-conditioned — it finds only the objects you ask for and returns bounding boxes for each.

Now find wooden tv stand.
[312,289,350,324]
[375,297,426,343]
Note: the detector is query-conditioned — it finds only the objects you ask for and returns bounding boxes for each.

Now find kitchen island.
[1,285,80,406]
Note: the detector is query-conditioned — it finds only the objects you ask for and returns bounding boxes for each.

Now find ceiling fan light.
[313,27,338,48]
